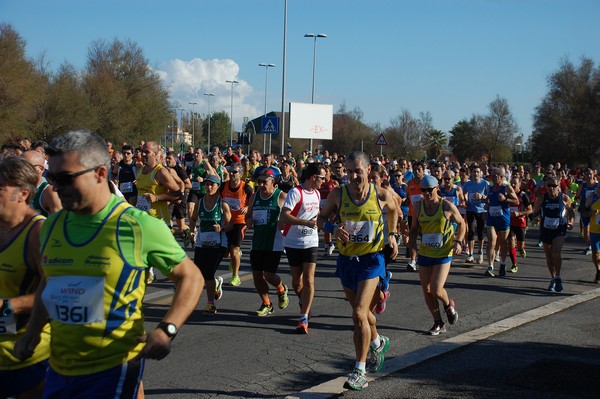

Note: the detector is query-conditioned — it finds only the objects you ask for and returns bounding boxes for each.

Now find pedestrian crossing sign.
[375,133,388,145]
[261,116,278,135]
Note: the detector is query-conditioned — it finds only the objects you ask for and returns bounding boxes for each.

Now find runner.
[245,169,289,316]
[409,175,465,335]
[0,157,50,399]
[22,150,62,216]
[318,151,398,391]
[531,174,575,292]
[583,181,600,283]
[165,150,192,246]
[111,144,138,205]
[280,163,324,333]
[508,175,532,273]
[276,160,299,193]
[406,162,425,271]
[14,130,203,399]
[189,174,232,315]
[319,165,339,256]
[220,163,253,286]
[575,168,598,256]
[463,164,490,264]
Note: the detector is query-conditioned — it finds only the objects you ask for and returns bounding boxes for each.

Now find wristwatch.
[0,298,13,318]
[157,321,178,340]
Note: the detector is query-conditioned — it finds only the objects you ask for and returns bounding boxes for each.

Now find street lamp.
[177,107,185,152]
[189,101,197,148]
[304,33,327,152]
[259,63,276,154]
[226,80,239,147]
[204,93,215,152]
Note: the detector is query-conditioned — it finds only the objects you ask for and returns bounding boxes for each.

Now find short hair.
[346,151,370,168]
[46,130,111,170]
[122,144,134,152]
[300,162,324,183]
[0,157,38,204]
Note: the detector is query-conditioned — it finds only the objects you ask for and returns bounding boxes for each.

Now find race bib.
[185,161,193,168]
[543,217,560,229]
[345,221,375,243]
[410,194,423,204]
[43,276,105,325]
[199,231,220,247]
[489,206,502,217]
[192,181,202,191]
[468,192,479,202]
[135,196,150,212]
[253,209,268,225]
[586,190,594,199]
[0,315,17,335]
[119,182,133,193]
[422,233,444,248]
[223,197,241,211]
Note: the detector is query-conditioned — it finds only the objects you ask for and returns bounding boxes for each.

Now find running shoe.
[278,284,289,309]
[428,321,447,336]
[477,250,484,264]
[485,266,495,277]
[146,267,155,284]
[537,241,543,248]
[381,271,392,292]
[519,249,527,258]
[375,291,390,315]
[465,255,475,264]
[584,247,592,256]
[444,299,458,325]
[498,264,506,277]
[554,277,563,292]
[510,265,519,273]
[367,335,390,373]
[296,318,309,334]
[230,275,241,286]
[344,368,368,391]
[202,303,217,315]
[256,303,274,316]
[214,276,223,301]
[407,259,418,272]
[326,242,335,256]
[182,228,191,247]
[495,253,500,263]
[547,279,556,292]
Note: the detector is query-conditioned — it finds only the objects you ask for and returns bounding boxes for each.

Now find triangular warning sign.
[263,120,276,133]
[375,133,388,145]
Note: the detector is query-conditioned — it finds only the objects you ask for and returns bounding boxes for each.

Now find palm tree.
[424,129,447,160]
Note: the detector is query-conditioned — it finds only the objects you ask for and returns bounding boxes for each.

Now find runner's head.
[0,156,38,205]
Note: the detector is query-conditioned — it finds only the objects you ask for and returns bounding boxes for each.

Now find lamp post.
[259,63,276,154]
[516,142,522,164]
[226,80,239,147]
[189,102,197,148]
[304,33,327,153]
[177,107,185,152]
[204,93,215,153]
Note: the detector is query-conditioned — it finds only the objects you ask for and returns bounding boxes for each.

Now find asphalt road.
[141,226,600,399]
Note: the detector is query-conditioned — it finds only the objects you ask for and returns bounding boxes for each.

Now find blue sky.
[2,0,599,141]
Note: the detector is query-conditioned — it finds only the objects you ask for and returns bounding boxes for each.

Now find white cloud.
[155,58,260,131]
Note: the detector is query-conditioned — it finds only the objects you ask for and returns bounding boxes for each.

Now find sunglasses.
[421,187,436,193]
[47,166,100,186]
[316,175,326,180]
[124,152,132,155]
[547,184,559,188]
[443,177,452,181]
[394,175,402,178]
[229,170,240,174]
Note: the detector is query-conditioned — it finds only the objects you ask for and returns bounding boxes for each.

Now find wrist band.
[323,221,338,234]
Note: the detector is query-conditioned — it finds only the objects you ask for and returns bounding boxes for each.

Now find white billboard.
[288,102,333,140]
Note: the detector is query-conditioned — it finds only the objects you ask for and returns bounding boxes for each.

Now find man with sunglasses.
[220,163,253,286]
[531,175,575,292]
[22,150,63,216]
[409,175,465,335]
[318,151,399,391]
[14,130,203,399]
[463,164,490,264]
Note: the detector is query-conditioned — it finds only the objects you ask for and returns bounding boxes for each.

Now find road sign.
[375,133,388,145]
[261,116,278,135]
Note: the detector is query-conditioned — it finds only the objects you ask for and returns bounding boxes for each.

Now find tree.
[201,110,230,149]
[532,57,600,167]
[0,23,45,143]
[476,96,519,164]
[424,129,447,160]
[329,104,374,155]
[448,120,479,162]
[386,110,432,160]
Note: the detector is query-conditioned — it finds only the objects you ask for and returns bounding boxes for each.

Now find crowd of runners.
[1,132,599,395]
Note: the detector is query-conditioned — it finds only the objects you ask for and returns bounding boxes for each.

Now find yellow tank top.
[418,200,455,258]
[0,215,51,370]
[135,163,170,223]
[40,201,147,375]
[337,183,384,256]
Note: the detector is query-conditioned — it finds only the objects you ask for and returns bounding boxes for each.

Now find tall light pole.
[226,80,239,147]
[204,93,215,152]
[177,107,185,152]
[304,33,327,153]
[189,102,197,148]
[259,63,276,154]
